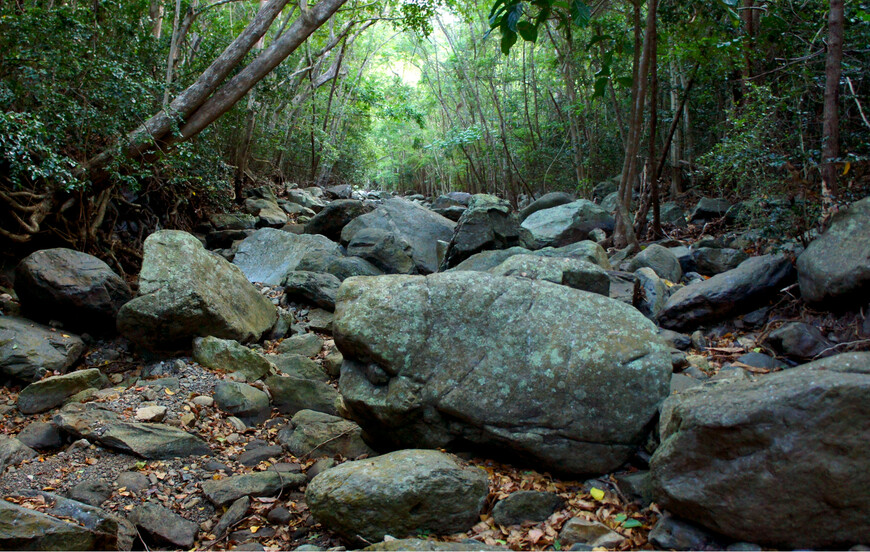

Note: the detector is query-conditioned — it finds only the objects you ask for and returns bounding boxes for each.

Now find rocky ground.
[0,182,868,551]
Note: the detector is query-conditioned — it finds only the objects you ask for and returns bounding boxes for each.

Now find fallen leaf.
[590,487,605,501]
[528,528,545,544]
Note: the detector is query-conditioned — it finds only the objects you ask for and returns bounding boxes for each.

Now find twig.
[812,339,870,360]
[845,77,870,131]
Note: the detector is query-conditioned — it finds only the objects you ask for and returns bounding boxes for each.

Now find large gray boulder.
[451,241,610,273]
[519,200,614,249]
[306,449,488,543]
[519,192,574,222]
[55,403,211,459]
[657,255,795,331]
[627,244,683,282]
[443,194,521,268]
[0,317,85,382]
[688,197,731,223]
[117,230,276,350]
[347,228,418,274]
[340,198,456,274]
[283,271,341,310]
[305,199,369,241]
[193,336,274,381]
[244,198,287,227]
[334,271,671,475]
[233,228,344,285]
[797,196,870,307]
[650,352,870,548]
[15,248,132,333]
[18,368,109,414]
[489,254,609,296]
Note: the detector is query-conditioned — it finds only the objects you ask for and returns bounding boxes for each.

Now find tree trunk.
[162,0,183,107]
[613,0,656,249]
[83,0,348,184]
[821,0,844,209]
[150,0,164,39]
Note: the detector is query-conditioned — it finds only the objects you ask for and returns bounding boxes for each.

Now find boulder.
[0,493,135,551]
[652,202,687,227]
[650,352,870,548]
[269,354,329,381]
[657,255,795,332]
[306,449,488,543]
[627,244,683,282]
[489,255,609,296]
[54,403,211,459]
[451,247,532,272]
[276,333,323,357]
[18,368,109,414]
[201,471,306,506]
[347,228,418,274]
[340,198,455,274]
[0,317,85,382]
[117,230,276,350]
[286,189,326,212]
[0,435,37,473]
[688,197,731,223]
[282,271,341,310]
[296,253,383,282]
[335,271,671,475]
[443,194,521,268]
[244,198,288,226]
[519,200,614,250]
[233,228,344,285]
[214,381,271,425]
[305,199,369,241]
[797,196,870,306]
[325,184,353,199]
[15,248,132,333]
[692,247,749,276]
[491,491,563,526]
[193,336,274,381]
[209,213,257,231]
[277,409,375,458]
[519,192,574,222]
[128,502,198,548]
[558,518,624,549]
[538,241,612,269]
[265,375,339,416]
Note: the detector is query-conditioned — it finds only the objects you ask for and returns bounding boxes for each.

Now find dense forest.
[1,0,868,268]
[1,1,870,551]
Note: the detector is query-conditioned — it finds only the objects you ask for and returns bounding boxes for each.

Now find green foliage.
[698,85,787,197]
[0,110,79,190]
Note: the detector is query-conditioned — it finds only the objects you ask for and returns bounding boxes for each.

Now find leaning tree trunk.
[82,0,348,185]
[821,0,844,211]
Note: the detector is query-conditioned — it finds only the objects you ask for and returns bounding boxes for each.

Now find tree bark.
[613,0,656,249]
[821,0,844,208]
[81,0,295,182]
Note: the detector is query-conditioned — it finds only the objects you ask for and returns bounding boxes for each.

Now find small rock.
[735,352,785,370]
[214,496,251,537]
[267,506,292,525]
[17,422,63,450]
[129,501,199,548]
[180,412,197,427]
[116,471,150,493]
[193,395,214,407]
[0,435,37,473]
[237,445,284,466]
[648,515,723,551]
[67,478,112,507]
[491,491,563,526]
[558,518,624,548]
[322,351,343,377]
[18,368,109,414]
[135,405,167,422]
[201,471,306,506]
[765,322,833,360]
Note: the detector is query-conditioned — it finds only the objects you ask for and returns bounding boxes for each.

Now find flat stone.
[129,501,199,548]
[18,368,109,414]
[0,317,85,382]
[201,471,306,506]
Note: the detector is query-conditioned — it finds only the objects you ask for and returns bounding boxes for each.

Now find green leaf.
[615,76,633,87]
[554,540,562,551]
[535,5,551,25]
[501,29,518,54]
[623,519,643,529]
[587,34,612,47]
[517,21,538,42]
[505,2,523,32]
[592,76,608,98]
[571,0,591,26]
[614,513,628,523]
